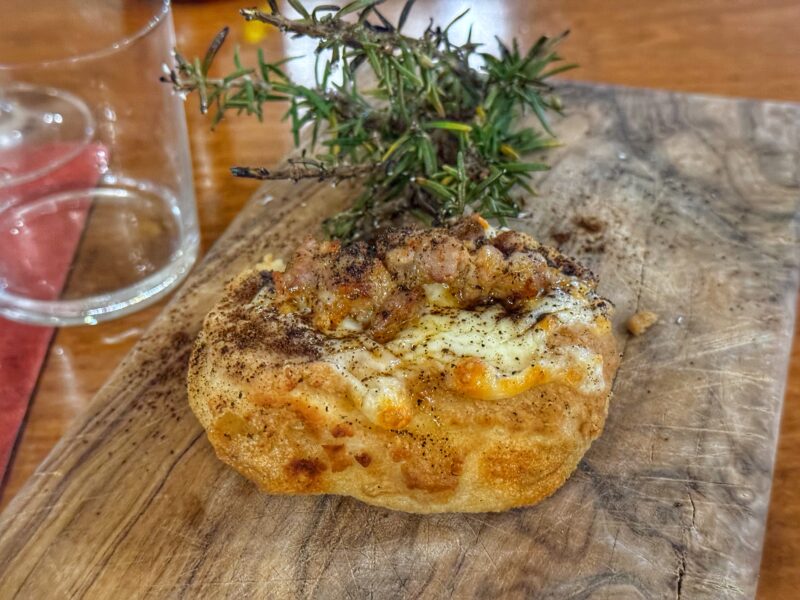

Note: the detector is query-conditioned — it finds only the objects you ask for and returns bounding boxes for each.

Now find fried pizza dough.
[188,215,619,513]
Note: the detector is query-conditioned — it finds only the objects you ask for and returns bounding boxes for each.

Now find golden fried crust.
[188,218,619,513]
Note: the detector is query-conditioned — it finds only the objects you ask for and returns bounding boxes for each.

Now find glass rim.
[0,247,195,325]
[0,179,199,326]
[0,82,97,189]
[0,0,171,71]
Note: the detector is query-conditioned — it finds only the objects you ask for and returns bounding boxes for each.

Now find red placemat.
[0,143,107,496]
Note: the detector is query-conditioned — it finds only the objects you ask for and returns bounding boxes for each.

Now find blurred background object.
[0,0,198,326]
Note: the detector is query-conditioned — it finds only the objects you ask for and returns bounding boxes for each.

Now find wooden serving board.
[1,83,798,599]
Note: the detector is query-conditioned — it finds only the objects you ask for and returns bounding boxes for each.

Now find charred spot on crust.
[331,423,354,437]
[322,444,352,472]
[287,458,326,479]
[354,452,372,467]
[401,454,463,493]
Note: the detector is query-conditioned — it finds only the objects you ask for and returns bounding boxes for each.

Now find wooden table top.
[2,0,798,596]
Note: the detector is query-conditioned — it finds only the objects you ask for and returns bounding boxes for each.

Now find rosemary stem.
[167,0,574,239]
[231,162,378,181]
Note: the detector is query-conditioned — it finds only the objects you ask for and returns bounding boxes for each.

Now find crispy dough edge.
[186,269,618,513]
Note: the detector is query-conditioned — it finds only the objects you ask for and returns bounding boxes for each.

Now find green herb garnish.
[164,0,574,240]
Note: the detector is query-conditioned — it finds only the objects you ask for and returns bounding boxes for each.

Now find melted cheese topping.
[257,254,607,430]
[323,287,608,429]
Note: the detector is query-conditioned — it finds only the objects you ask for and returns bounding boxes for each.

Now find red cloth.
[0,143,107,493]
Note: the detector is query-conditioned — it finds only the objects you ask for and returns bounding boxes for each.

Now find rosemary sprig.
[164,0,575,240]
[231,158,377,182]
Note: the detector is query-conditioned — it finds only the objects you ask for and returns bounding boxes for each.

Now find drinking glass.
[0,0,199,326]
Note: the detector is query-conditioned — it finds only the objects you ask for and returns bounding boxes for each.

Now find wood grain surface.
[2,0,800,597]
[0,83,798,598]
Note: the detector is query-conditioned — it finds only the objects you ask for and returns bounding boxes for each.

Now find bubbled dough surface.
[188,263,619,513]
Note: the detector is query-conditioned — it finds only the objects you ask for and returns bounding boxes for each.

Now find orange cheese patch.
[450,357,553,400]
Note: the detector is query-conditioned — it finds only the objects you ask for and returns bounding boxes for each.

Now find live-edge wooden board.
[1,83,798,599]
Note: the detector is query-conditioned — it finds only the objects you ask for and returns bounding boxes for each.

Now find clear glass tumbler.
[0,0,198,326]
